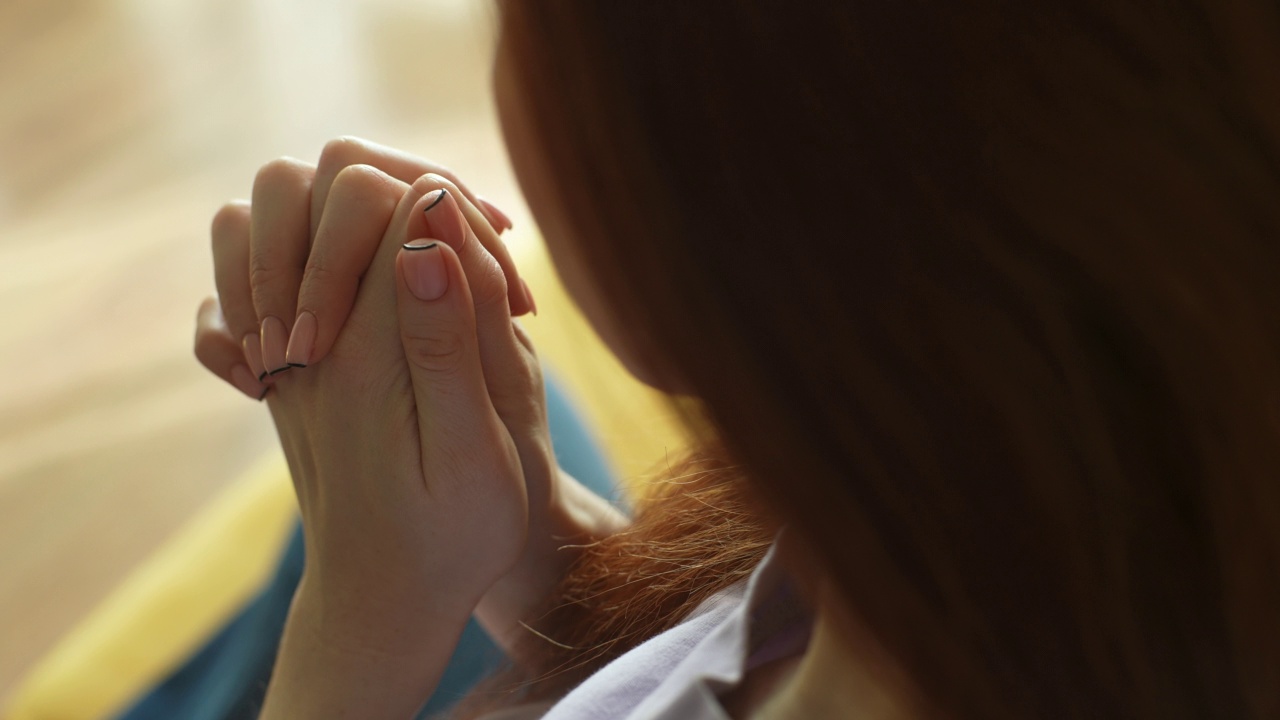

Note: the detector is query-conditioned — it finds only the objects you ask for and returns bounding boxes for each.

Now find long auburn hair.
[473,1,1280,717]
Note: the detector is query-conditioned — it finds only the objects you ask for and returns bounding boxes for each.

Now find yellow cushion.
[4,236,684,720]
[3,454,298,720]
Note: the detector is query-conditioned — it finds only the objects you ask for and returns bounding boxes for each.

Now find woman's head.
[494,1,1280,716]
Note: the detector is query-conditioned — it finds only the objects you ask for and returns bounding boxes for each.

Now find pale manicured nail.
[421,189,465,248]
[242,333,268,382]
[260,316,290,375]
[230,364,266,400]
[401,241,449,300]
[422,188,447,215]
[285,311,316,368]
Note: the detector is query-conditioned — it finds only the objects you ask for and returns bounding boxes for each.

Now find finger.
[211,200,269,382]
[394,241,508,487]
[286,164,408,367]
[476,195,513,233]
[195,297,269,401]
[406,184,542,426]
[511,319,537,356]
[518,277,538,316]
[250,157,315,376]
[311,136,502,240]
[405,174,534,317]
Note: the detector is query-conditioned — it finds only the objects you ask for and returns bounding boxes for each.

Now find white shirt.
[479,539,811,720]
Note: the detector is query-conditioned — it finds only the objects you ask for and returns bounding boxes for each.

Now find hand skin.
[259,177,527,716]
[476,466,628,656]
[194,143,628,716]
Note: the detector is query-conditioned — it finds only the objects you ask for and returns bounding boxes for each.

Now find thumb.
[395,238,499,479]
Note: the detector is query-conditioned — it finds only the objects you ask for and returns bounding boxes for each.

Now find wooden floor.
[0,0,683,703]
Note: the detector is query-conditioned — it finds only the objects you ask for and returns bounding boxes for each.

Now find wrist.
[260,578,474,719]
[293,569,476,660]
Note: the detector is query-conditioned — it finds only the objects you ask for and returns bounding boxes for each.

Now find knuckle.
[253,157,311,194]
[523,357,543,396]
[401,328,468,377]
[296,262,346,311]
[511,320,538,356]
[247,261,293,296]
[509,352,543,398]
[521,348,544,389]
[470,257,510,312]
[474,279,509,315]
[330,163,394,202]
[210,201,250,243]
[299,260,339,293]
[318,136,367,174]
[503,325,545,407]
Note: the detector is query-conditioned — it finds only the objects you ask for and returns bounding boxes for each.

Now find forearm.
[260,577,472,719]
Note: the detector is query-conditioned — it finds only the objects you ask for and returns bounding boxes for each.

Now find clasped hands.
[192,138,626,676]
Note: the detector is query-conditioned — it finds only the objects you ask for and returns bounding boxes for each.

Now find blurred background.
[0,0,680,711]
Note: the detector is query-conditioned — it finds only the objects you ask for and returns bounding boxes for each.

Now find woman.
[192,1,1280,718]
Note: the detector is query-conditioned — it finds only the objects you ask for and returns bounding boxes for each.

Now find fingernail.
[421,189,465,248]
[242,333,268,381]
[402,241,449,300]
[478,196,513,232]
[285,311,316,368]
[231,364,266,400]
[519,277,538,316]
[260,316,290,375]
[422,187,447,215]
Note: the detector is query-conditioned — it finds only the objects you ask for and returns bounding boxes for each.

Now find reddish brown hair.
[483,1,1280,717]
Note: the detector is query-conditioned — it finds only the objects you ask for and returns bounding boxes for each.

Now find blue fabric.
[117,373,616,720]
